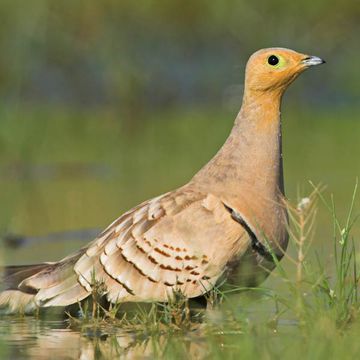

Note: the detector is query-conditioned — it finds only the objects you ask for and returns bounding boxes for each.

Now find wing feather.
[73,189,248,303]
[4,188,249,310]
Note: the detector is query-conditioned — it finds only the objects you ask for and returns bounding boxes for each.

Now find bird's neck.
[192,89,285,202]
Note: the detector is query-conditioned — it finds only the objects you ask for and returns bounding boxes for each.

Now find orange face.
[244,47,325,93]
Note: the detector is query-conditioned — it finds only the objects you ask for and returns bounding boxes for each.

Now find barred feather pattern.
[1,188,250,311]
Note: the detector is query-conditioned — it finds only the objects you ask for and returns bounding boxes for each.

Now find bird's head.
[244,47,325,95]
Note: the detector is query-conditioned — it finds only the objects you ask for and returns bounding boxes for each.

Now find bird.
[0,48,325,313]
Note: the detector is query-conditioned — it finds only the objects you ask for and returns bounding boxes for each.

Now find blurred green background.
[0,0,359,266]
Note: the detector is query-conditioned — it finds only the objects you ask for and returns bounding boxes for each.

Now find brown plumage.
[0,48,325,313]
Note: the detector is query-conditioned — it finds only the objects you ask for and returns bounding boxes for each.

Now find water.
[0,314,230,359]
[0,303,285,359]
[0,317,148,359]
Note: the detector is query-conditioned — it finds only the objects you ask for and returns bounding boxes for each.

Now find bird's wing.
[20,188,249,307]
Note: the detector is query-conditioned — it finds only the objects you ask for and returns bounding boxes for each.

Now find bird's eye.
[268,55,279,66]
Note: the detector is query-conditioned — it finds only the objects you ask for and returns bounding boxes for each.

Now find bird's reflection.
[1,317,209,359]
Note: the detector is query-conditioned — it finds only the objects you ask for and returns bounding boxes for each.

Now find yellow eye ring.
[267,54,286,69]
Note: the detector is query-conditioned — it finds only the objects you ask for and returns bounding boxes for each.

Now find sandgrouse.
[0,48,325,313]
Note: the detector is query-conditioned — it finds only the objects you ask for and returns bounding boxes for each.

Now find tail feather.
[41,283,90,307]
[0,264,54,313]
[0,290,37,314]
[1,263,53,291]
[0,250,89,313]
